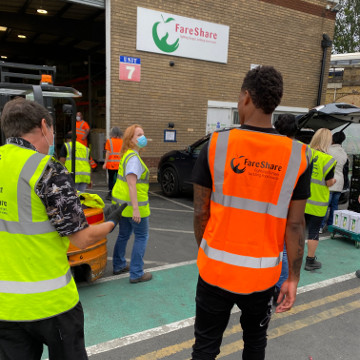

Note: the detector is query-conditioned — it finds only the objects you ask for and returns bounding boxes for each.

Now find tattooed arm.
[276,199,306,313]
[193,184,212,248]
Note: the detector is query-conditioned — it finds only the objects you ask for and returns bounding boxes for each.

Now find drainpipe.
[317,33,332,106]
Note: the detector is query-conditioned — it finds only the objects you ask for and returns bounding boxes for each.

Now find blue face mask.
[43,127,55,156]
[48,144,55,156]
[137,135,147,148]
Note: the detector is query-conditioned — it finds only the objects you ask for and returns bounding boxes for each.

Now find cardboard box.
[333,210,342,227]
[350,213,360,233]
[340,210,353,230]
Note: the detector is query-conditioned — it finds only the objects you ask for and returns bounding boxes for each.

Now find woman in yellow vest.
[305,128,336,271]
[111,124,152,283]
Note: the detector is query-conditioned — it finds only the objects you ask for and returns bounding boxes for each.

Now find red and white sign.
[119,56,141,82]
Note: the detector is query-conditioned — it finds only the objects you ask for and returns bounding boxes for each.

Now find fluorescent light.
[0,26,7,31]
[18,34,26,39]
[1,55,7,59]
[37,8,48,14]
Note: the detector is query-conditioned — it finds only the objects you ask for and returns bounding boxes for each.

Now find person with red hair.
[111,124,152,283]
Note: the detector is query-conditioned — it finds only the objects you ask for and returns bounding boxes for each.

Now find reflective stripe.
[112,195,149,207]
[0,268,72,294]
[18,152,50,223]
[200,239,282,269]
[76,121,86,135]
[0,219,54,235]
[311,178,325,186]
[0,152,55,235]
[323,158,336,174]
[120,152,149,183]
[75,171,91,176]
[211,132,304,219]
[307,199,329,207]
[117,173,148,183]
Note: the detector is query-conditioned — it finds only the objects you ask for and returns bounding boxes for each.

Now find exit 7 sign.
[119,56,141,82]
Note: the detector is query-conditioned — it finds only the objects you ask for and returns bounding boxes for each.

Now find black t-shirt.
[191,125,311,200]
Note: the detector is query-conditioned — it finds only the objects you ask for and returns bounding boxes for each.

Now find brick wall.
[110,0,335,176]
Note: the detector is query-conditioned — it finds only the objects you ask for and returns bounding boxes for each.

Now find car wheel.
[160,167,179,197]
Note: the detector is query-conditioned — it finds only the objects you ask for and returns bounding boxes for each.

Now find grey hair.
[110,126,123,138]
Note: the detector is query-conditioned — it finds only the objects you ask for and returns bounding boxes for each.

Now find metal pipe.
[317,34,332,106]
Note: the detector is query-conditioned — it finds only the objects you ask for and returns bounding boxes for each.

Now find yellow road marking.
[130,287,360,360]
[218,300,360,357]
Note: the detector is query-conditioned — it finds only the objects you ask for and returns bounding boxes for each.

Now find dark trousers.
[0,302,88,360]
[107,169,118,192]
[192,277,274,360]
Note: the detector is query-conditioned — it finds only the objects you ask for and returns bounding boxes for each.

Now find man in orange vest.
[191,66,312,360]
[102,127,123,200]
[75,111,90,147]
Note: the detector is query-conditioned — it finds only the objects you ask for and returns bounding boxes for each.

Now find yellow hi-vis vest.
[64,141,91,184]
[0,144,79,321]
[112,150,150,218]
[305,149,336,217]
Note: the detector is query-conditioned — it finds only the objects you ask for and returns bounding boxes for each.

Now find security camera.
[331,3,342,12]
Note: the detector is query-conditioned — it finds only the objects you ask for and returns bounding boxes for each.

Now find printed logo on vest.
[230,156,283,175]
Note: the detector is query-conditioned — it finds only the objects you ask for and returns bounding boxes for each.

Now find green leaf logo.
[152,15,179,53]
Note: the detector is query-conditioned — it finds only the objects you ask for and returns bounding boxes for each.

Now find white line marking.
[150,207,193,213]
[86,260,197,285]
[149,191,194,210]
[150,227,194,234]
[85,271,358,357]
[106,257,168,266]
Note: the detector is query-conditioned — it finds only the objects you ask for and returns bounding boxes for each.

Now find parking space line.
[150,207,193,213]
[128,286,360,360]
[85,271,357,358]
[150,227,194,233]
[217,300,360,359]
[149,191,194,210]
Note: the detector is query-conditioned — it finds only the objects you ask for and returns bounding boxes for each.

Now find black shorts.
[305,213,323,240]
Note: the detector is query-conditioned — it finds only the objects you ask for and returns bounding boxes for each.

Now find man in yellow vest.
[191,66,312,359]
[59,133,92,193]
[0,98,126,360]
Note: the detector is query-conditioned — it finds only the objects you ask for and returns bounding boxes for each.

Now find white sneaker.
[319,228,323,234]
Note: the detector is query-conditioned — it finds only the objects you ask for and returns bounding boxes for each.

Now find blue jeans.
[276,241,288,289]
[113,216,149,280]
[321,191,341,228]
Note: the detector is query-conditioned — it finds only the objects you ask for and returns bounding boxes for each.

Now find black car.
[157,133,210,197]
[158,103,360,197]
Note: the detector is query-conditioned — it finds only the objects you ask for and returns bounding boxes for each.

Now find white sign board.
[136,7,229,63]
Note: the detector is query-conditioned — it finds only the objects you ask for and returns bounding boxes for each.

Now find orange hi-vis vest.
[197,128,310,294]
[76,120,89,146]
[105,138,123,170]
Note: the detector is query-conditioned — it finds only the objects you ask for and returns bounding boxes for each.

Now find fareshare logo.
[230,156,283,174]
[152,15,179,53]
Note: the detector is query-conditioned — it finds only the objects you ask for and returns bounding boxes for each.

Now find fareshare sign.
[136,7,229,64]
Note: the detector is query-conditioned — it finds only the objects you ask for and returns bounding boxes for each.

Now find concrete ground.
[42,167,360,360]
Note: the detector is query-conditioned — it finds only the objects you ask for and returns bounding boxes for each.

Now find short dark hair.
[274,113,298,137]
[332,131,346,145]
[241,66,283,114]
[1,97,53,138]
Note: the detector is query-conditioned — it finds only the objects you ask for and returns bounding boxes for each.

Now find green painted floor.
[42,236,360,358]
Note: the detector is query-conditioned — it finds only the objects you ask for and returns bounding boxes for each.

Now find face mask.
[48,144,55,156]
[137,135,147,148]
[76,116,81,121]
[43,127,55,156]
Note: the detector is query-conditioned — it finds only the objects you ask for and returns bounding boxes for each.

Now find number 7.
[126,66,135,80]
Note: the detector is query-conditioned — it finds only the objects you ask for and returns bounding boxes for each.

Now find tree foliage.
[333,0,360,54]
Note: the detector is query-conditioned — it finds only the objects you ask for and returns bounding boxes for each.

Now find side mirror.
[62,104,73,116]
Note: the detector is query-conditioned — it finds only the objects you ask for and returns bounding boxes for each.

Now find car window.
[193,139,209,155]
